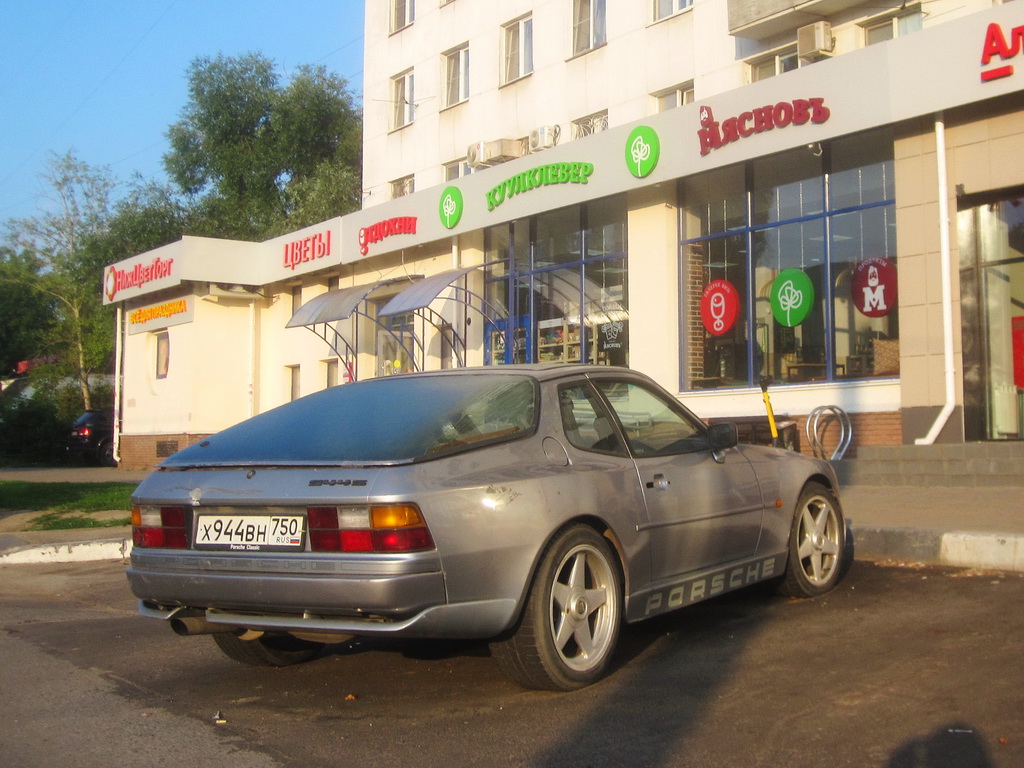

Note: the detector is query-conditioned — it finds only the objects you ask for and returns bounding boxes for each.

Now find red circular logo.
[851,258,897,318]
[700,280,740,336]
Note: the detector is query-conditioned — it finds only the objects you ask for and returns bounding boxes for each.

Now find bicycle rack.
[806,405,853,460]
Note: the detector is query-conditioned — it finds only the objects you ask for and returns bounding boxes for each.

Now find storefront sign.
[770,269,814,327]
[485,162,595,212]
[697,100,831,157]
[105,256,175,302]
[700,280,740,336]
[851,258,898,318]
[127,298,194,335]
[357,217,417,256]
[1013,317,1024,388]
[625,126,660,179]
[283,229,332,269]
[439,187,464,230]
[981,22,1022,82]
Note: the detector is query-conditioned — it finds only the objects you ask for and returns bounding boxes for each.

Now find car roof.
[387,364,641,384]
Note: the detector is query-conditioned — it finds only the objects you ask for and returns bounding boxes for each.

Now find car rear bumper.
[126,549,519,639]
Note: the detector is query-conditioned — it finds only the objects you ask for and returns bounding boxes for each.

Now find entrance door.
[959,190,1024,440]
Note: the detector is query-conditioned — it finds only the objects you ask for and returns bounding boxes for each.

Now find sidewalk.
[1,468,1022,571]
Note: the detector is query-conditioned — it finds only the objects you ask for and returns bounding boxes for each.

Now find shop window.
[681,128,897,390]
[654,0,693,23]
[485,196,627,367]
[155,332,169,379]
[391,70,415,130]
[572,0,606,56]
[442,43,470,108]
[502,15,533,85]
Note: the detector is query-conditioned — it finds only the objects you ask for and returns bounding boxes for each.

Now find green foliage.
[165,53,362,240]
[0,247,56,375]
[0,391,72,464]
[0,481,134,512]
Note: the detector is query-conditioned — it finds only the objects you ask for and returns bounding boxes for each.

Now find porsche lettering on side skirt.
[641,554,785,618]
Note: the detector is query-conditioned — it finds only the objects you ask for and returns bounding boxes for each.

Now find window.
[655,82,694,112]
[390,174,415,199]
[750,48,799,82]
[326,359,339,389]
[155,332,169,379]
[391,70,414,130]
[558,383,625,454]
[391,0,415,33]
[443,44,470,108]
[571,110,609,140]
[288,365,301,402]
[594,380,705,457]
[485,196,628,367]
[654,0,693,22]
[864,10,923,46]
[680,128,897,390]
[291,285,303,315]
[445,159,472,182]
[572,0,606,56]
[502,15,533,84]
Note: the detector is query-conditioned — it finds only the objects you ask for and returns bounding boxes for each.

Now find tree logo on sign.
[770,269,814,327]
[625,126,660,179]
[439,186,464,230]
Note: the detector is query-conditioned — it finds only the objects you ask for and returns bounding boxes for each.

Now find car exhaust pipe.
[169,616,235,636]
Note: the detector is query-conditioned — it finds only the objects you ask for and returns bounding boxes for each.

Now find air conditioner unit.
[467,138,524,168]
[528,125,560,153]
[797,21,834,61]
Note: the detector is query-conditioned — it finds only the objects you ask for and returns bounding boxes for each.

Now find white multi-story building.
[105,0,1024,468]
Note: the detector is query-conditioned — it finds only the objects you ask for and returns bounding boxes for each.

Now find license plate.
[194,512,305,552]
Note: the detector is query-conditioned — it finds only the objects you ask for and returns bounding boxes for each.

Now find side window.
[593,380,705,456]
[558,383,624,455]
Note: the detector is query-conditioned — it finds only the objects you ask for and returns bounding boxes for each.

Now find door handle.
[645,474,670,491]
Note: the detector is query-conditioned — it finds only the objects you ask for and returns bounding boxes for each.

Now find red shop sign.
[701,280,740,336]
[1013,317,1024,389]
[851,257,898,318]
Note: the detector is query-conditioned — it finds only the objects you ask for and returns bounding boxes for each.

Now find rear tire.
[213,631,325,667]
[491,525,621,691]
[779,482,846,598]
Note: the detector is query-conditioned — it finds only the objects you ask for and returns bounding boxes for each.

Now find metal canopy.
[286,282,385,328]
[377,267,478,317]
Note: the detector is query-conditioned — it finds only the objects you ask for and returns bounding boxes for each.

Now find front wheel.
[779,482,846,598]
[491,525,622,691]
[213,631,325,667]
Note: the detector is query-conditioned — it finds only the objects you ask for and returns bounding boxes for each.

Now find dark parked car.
[127,365,847,690]
[68,409,116,467]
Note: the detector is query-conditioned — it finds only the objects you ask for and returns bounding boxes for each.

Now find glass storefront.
[680,128,898,390]
[959,187,1024,440]
[485,195,628,366]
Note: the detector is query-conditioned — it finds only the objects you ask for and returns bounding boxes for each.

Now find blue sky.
[0,0,365,223]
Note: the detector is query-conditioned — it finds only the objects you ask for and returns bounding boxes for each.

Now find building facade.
[105,1,1024,468]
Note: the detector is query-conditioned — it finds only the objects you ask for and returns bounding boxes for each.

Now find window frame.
[571,109,609,140]
[749,47,799,82]
[654,82,694,112]
[390,69,415,131]
[442,43,470,109]
[155,331,169,380]
[572,0,607,57]
[390,0,415,33]
[390,174,415,199]
[501,14,534,85]
[653,0,693,23]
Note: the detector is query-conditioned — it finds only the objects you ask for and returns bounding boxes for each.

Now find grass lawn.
[0,481,135,530]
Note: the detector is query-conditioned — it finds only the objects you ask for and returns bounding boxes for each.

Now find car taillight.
[308,504,434,553]
[72,427,91,438]
[132,506,188,549]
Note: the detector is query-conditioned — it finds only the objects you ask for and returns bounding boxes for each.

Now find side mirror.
[708,422,739,453]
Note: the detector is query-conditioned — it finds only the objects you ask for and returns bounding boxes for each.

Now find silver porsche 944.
[127,364,847,690]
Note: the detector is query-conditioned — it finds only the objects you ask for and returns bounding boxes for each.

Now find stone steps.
[833,442,1024,487]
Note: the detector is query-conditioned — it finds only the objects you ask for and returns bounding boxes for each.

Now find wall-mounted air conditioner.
[467,138,525,168]
[528,125,560,153]
[797,21,834,61]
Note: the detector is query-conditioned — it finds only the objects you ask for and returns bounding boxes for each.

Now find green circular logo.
[439,186,464,230]
[770,269,815,327]
[625,126,660,179]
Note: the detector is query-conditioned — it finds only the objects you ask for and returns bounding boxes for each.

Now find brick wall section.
[790,411,903,459]
[118,434,212,471]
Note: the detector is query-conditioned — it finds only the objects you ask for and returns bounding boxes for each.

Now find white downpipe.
[248,300,256,418]
[915,112,957,445]
[112,304,124,463]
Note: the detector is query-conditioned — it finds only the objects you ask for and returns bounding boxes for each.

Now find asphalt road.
[0,560,1021,768]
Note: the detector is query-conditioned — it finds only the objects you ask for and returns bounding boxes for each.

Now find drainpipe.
[112,303,124,464]
[915,112,956,445]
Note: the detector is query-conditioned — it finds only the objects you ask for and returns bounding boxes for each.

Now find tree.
[3,151,117,410]
[0,246,56,376]
[165,53,362,240]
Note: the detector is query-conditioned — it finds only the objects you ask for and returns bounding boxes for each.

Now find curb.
[0,537,133,565]
[853,527,1024,572]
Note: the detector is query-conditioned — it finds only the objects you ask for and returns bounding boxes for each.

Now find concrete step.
[834,442,1024,487]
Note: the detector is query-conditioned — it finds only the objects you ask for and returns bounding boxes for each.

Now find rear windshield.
[162,373,537,467]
